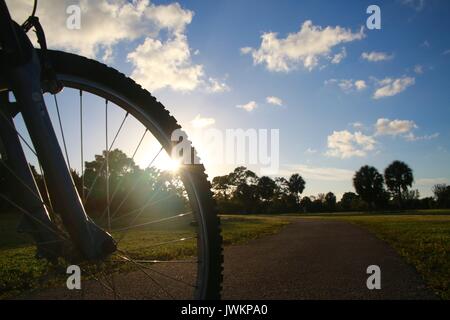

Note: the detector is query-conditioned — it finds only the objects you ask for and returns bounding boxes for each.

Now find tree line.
[1,150,450,215]
[212,161,450,214]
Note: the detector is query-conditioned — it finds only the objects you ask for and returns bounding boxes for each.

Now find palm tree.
[325,192,337,211]
[353,165,384,210]
[288,174,306,203]
[384,160,413,206]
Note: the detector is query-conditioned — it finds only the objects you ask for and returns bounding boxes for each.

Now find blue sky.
[8,0,450,198]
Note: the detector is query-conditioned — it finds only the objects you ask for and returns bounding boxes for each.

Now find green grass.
[305,213,450,300]
[283,208,450,217]
[0,212,289,299]
[221,215,289,245]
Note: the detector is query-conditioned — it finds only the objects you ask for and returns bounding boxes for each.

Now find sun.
[163,158,182,173]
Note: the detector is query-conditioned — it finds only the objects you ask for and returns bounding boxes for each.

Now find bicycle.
[0,0,222,299]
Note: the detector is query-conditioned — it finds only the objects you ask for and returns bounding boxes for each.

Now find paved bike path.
[222,218,435,299]
[25,218,436,299]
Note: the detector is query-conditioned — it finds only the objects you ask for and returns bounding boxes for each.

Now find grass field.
[301,211,450,300]
[0,212,288,299]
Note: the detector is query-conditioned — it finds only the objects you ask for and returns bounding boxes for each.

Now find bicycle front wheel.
[0,50,223,300]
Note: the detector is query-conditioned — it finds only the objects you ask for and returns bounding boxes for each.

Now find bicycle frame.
[0,0,115,260]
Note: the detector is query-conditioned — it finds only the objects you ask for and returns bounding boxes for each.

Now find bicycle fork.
[2,43,116,261]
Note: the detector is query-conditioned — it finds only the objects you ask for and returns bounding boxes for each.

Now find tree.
[269,177,297,213]
[274,177,289,198]
[384,160,414,206]
[299,196,312,212]
[433,184,450,208]
[257,176,276,201]
[339,192,359,211]
[288,174,305,203]
[234,183,259,214]
[226,167,259,214]
[82,149,186,218]
[228,166,258,186]
[325,192,337,211]
[353,165,385,209]
[212,175,231,200]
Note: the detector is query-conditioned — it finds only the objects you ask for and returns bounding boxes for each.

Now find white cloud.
[305,148,318,155]
[354,80,367,91]
[206,78,230,93]
[351,122,365,129]
[375,118,439,142]
[128,34,204,92]
[241,20,364,72]
[240,47,253,55]
[331,47,347,64]
[325,118,438,160]
[190,114,216,128]
[8,0,191,58]
[325,117,437,160]
[325,79,367,93]
[326,130,376,159]
[8,0,226,93]
[414,65,424,74]
[279,164,354,182]
[236,101,258,112]
[404,132,439,141]
[373,76,415,99]
[443,49,450,55]
[266,96,283,106]
[401,0,426,11]
[421,40,430,48]
[415,178,449,186]
[375,118,417,136]
[361,51,393,62]
[336,79,354,92]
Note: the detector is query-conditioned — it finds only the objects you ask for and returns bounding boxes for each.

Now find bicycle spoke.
[0,192,65,240]
[0,159,47,207]
[114,207,191,246]
[105,100,117,298]
[83,108,129,204]
[99,128,148,221]
[0,110,54,213]
[114,211,192,233]
[53,94,71,169]
[116,250,196,288]
[80,90,85,203]
[115,252,175,299]
[109,186,168,223]
[123,236,196,251]
[82,266,126,299]
[106,146,164,222]
[37,162,54,214]
[0,109,37,156]
[131,129,148,160]
[109,180,171,224]
[132,259,198,264]
[105,100,111,231]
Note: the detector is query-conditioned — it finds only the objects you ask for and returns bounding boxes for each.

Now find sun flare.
[162,158,182,173]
